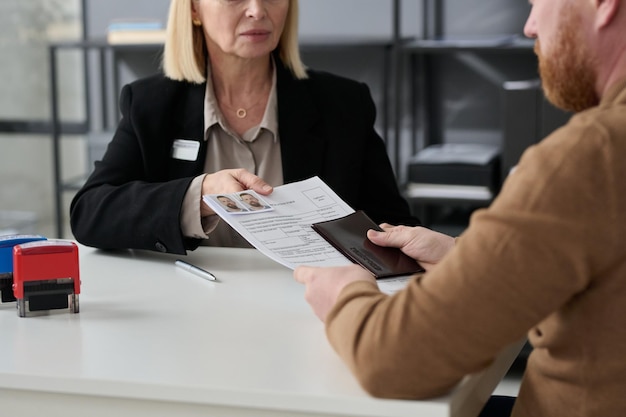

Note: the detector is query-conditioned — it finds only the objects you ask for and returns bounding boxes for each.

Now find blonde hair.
[163,0,307,83]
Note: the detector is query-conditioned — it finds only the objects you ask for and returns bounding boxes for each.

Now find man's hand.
[294,265,376,322]
[201,169,273,216]
[367,225,455,271]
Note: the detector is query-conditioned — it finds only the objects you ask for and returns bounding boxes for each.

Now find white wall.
[0,1,82,237]
[0,0,536,237]
[85,0,421,38]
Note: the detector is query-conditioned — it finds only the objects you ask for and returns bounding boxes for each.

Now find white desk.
[0,245,522,417]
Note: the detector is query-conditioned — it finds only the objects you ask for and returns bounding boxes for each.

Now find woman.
[70,0,418,254]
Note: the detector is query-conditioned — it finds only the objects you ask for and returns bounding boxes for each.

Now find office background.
[0,0,543,238]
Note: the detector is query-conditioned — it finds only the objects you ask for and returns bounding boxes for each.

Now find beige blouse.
[180,62,282,247]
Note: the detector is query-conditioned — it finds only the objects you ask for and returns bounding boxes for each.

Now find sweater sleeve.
[325,119,613,399]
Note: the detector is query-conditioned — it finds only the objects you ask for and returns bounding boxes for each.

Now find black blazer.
[70,58,419,254]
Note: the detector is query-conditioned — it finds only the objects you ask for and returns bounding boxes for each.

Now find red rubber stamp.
[12,240,80,317]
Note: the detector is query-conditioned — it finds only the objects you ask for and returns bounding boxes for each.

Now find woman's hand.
[367,225,455,271]
[201,169,272,217]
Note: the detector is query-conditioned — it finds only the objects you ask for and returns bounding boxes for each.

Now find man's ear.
[594,0,621,29]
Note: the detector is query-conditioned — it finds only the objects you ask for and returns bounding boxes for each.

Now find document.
[411,143,500,166]
[106,18,166,45]
[202,177,417,294]
[203,177,355,270]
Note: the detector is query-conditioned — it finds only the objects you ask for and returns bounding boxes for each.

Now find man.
[294,1,626,416]
[216,196,245,213]
[240,192,270,211]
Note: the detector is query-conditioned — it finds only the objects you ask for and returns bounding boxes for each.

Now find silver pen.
[175,259,218,282]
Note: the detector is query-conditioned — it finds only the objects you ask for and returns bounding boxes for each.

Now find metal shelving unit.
[398,0,543,227]
[49,38,164,238]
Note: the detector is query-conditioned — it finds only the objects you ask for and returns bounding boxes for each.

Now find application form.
[203,177,354,269]
[202,176,414,294]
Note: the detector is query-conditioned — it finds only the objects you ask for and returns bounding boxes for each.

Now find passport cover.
[312,211,425,279]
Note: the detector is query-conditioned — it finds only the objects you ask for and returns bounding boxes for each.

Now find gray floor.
[494,376,522,397]
[494,354,525,397]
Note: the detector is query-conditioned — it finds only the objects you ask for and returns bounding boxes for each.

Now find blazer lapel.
[276,60,326,183]
[168,81,207,178]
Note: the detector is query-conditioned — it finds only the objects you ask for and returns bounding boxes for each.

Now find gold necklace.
[217,82,271,120]
[220,100,262,119]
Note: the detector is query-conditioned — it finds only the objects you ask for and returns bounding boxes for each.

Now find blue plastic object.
[0,234,47,303]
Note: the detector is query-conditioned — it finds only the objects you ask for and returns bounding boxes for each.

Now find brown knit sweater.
[326,78,626,417]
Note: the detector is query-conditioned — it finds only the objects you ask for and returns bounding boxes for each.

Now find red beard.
[535,7,598,113]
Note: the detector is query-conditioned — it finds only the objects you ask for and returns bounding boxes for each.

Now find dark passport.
[312,211,425,279]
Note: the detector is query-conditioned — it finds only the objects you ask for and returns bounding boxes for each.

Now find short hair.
[163,0,307,83]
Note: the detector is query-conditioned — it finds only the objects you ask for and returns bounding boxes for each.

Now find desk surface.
[0,245,521,417]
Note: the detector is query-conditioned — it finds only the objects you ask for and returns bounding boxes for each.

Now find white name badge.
[171,139,200,161]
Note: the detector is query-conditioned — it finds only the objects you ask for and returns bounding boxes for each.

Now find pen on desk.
[175,259,218,282]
